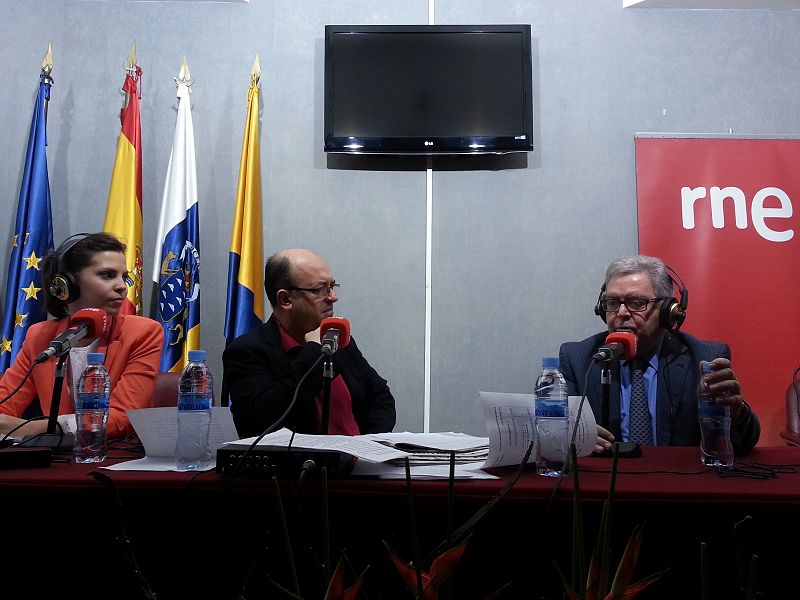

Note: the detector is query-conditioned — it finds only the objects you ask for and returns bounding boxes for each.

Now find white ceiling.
[625,0,800,7]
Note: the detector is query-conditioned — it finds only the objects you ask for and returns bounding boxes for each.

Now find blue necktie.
[629,358,653,445]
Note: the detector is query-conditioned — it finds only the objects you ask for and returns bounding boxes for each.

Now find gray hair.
[605,255,674,299]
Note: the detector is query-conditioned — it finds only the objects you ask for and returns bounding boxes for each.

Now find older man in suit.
[559,255,759,454]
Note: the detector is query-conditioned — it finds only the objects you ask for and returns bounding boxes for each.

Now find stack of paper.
[365,432,489,466]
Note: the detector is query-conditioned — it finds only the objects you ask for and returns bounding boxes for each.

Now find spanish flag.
[103,58,143,315]
[224,57,265,346]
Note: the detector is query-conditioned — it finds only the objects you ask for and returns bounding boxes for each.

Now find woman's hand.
[0,414,47,439]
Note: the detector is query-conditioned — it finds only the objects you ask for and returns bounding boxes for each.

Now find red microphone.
[593,331,637,362]
[35,308,110,363]
[319,317,350,356]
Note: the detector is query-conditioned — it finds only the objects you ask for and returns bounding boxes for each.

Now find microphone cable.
[224,352,326,488]
[528,362,596,539]
[1,414,69,452]
[0,361,37,407]
[793,365,800,415]
[566,358,599,471]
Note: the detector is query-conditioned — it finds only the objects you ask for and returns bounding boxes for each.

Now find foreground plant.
[557,523,667,600]
[324,556,367,600]
[557,443,668,600]
[388,537,470,600]
[387,446,533,599]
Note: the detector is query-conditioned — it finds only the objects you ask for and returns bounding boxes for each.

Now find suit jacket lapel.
[656,334,692,445]
[264,316,293,376]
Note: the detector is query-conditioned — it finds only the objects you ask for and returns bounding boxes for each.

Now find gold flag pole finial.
[176,55,193,87]
[250,52,261,86]
[125,41,138,74]
[41,43,54,77]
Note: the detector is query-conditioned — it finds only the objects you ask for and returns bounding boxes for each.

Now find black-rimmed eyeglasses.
[600,297,663,313]
[286,281,340,298]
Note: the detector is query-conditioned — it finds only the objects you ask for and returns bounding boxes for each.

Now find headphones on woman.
[593,264,689,334]
[48,233,92,303]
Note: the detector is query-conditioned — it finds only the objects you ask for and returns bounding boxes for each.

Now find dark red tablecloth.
[2,445,799,599]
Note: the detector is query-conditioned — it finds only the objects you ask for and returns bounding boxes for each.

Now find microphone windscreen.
[320,317,351,350]
[70,308,110,339]
[605,331,637,360]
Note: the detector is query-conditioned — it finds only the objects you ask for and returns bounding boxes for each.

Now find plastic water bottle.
[74,352,110,463]
[176,349,213,471]
[534,357,569,477]
[697,360,734,469]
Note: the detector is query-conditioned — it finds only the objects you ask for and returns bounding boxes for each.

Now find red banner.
[635,137,800,446]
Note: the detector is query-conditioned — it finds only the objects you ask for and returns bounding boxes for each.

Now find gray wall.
[1,1,797,439]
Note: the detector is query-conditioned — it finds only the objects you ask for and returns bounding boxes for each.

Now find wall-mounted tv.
[324,25,534,155]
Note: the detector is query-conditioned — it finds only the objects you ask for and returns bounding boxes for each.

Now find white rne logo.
[424,141,434,146]
[681,186,794,243]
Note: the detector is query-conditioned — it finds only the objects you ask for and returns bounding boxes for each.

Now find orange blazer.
[0,314,164,438]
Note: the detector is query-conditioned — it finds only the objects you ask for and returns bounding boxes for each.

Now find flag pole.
[40,43,53,118]
[124,41,139,103]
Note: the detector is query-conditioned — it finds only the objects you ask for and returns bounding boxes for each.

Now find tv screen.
[324,25,534,155]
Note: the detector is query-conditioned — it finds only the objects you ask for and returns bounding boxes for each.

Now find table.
[1,445,799,599]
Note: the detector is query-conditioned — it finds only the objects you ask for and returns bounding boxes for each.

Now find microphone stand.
[321,356,333,435]
[601,364,611,432]
[21,353,74,451]
[597,358,641,459]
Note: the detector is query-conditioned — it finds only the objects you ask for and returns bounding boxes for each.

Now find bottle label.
[178,392,211,411]
[535,399,568,418]
[76,392,109,410]
[698,402,727,418]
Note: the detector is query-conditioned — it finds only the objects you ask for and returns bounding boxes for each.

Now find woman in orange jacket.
[0,232,163,440]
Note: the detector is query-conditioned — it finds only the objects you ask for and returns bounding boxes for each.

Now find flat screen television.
[324,25,534,155]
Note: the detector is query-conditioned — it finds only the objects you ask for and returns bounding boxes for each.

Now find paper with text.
[479,392,596,468]
[103,406,239,472]
[223,428,410,463]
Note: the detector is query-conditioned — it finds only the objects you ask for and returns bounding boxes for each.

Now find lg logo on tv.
[681,186,794,243]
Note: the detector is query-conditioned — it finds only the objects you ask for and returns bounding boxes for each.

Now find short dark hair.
[264,252,295,307]
[42,232,126,318]
[605,255,674,299]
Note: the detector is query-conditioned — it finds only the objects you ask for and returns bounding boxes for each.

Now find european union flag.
[0,71,55,371]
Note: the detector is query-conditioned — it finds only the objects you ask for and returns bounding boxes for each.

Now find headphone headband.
[48,233,92,303]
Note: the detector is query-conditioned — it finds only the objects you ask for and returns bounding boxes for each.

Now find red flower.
[324,556,366,600]
[389,539,469,600]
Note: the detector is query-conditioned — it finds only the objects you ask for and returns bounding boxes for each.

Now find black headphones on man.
[594,264,689,334]
[48,233,92,303]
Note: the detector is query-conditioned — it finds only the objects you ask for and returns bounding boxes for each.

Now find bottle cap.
[87,352,105,364]
[700,360,713,374]
[188,349,206,362]
[542,357,559,369]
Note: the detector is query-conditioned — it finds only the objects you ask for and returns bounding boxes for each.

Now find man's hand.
[304,327,321,344]
[594,424,615,453]
[702,357,749,424]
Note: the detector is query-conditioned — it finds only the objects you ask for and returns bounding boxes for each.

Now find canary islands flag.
[104,69,143,315]
[153,72,200,373]
[0,72,55,371]
[224,73,264,345]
